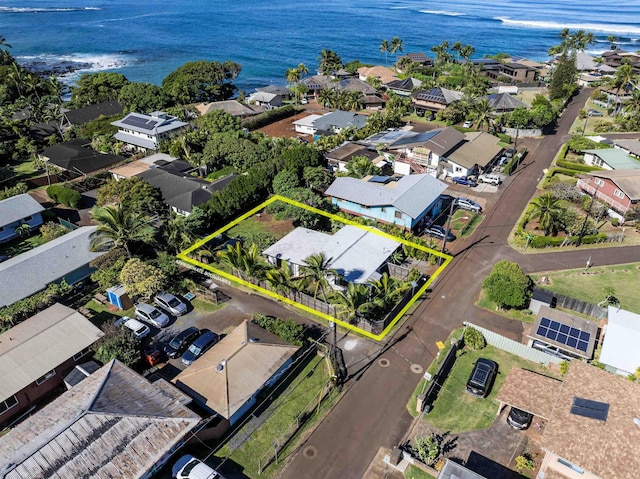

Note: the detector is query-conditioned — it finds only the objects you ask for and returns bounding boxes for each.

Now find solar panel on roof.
[535,317,591,354]
[368,176,391,184]
[571,397,609,421]
[120,116,156,130]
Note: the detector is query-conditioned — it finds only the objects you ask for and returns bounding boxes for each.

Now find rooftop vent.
[249,337,259,343]
[571,397,609,422]
[216,358,227,373]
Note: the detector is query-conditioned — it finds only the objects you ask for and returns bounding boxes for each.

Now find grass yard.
[191,297,226,313]
[216,354,335,479]
[515,88,548,106]
[476,290,536,323]
[450,210,483,238]
[531,263,640,314]
[227,213,294,241]
[404,464,436,479]
[425,344,559,433]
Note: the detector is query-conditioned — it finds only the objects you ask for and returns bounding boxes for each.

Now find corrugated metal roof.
[313,110,368,131]
[599,307,640,375]
[114,131,157,150]
[0,194,44,228]
[584,148,640,169]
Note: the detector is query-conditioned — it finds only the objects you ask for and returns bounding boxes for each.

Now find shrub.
[559,360,569,376]
[556,159,601,172]
[611,217,619,227]
[92,322,140,367]
[414,434,441,466]
[464,327,486,350]
[40,222,69,241]
[497,133,511,143]
[252,313,304,346]
[242,105,297,130]
[0,182,28,201]
[482,260,532,309]
[46,184,82,208]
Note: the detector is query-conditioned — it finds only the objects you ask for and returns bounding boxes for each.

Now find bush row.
[530,233,608,248]
[504,148,528,175]
[242,105,297,130]
[46,184,82,208]
[556,159,601,172]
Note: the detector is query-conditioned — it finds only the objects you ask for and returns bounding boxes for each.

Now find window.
[394,211,403,219]
[362,205,370,210]
[594,178,605,187]
[614,189,625,199]
[73,347,90,361]
[23,215,32,222]
[557,458,584,474]
[0,395,18,415]
[35,369,56,386]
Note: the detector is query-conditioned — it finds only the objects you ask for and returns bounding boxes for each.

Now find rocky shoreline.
[20,59,92,78]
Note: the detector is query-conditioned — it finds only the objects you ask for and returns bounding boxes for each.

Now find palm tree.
[623,85,640,117]
[430,41,451,66]
[239,243,267,281]
[331,283,375,324]
[346,155,380,178]
[369,273,408,313]
[89,205,155,257]
[317,88,336,110]
[344,90,363,111]
[607,34,618,50]
[297,252,337,301]
[318,49,342,75]
[472,98,492,131]
[265,262,295,298]
[530,193,565,236]
[0,35,11,49]
[8,62,24,97]
[390,36,404,64]
[161,213,193,254]
[459,44,476,62]
[379,39,391,67]
[611,63,635,95]
[217,242,245,277]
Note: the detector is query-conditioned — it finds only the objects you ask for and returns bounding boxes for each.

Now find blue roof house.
[324,174,448,231]
[0,194,44,244]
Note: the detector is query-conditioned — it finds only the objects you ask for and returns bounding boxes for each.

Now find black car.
[164,327,202,359]
[507,407,533,430]
[465,358,498,398]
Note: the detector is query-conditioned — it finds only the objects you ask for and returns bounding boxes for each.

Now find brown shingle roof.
[326,142,378,162]
[424,127,465,156]
[447,132,503,169]
[541,361,640,479]
[587,169,640,200]
[496,368,563,419]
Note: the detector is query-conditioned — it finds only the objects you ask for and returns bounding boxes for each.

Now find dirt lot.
[257,101,325,140]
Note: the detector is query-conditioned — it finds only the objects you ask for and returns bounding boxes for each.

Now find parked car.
[135,302,170,328]
[182,330,220,366]
[504,148,517,158]
[454,198,482,213]
[507,407,533,430]
[477,173,502,186]
[114,316,150,339]
[142,346,163,366]
[452,176,478,187]
[463,120,473,128]
[172,454,221,479]
[465,358,498,398]
[424,225,456,242]
[588,109,603,117]
[165,326,202,359]
[154,291,188,316]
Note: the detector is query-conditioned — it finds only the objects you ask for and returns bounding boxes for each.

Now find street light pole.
[440,201,455,260]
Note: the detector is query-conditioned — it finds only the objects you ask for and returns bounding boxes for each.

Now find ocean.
[1,0,640,92]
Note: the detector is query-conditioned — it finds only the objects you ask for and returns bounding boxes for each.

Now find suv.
[182,330,220,366]
[507,407,533,430]
[172,454,220,479]
[455,197,482,213]
[424,225,456,242]
[115,316,150,339]
[477,173,502,186]
[452,176,478,187]
[164,326,202,359]
[154,292,188,316]
[465,358,498,398]
[135,302,170,328]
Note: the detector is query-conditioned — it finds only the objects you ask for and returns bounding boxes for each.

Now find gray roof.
[387,130,441,149]
[196,100,256,117]
[263,226,400,284]
[0,360,200,479]
[575,51,597,71]
[248,91,279,103]
[336,78,378,95]
[385,78,422,91]
[600,307,640,375]
[447,132,504,169]
[41,139,125,174]
[439,459,487,479]
[111,111,188,135]
[487,93,529,112]
[422,127,466,156]
[0,194,44,227]
[257,84,290,96]
[413,87,463,105]
[313,110,368,131]
[114,131,157,149]
[325,174,447,219]
[613,139,640,157]
[63,101,124,126]
[0,303,103,402]
[0,226,106,308]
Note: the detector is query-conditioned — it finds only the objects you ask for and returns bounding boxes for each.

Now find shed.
[106,284,133,310]
[529,288,556,314]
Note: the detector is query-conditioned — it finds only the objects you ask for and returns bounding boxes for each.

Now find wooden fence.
[535,287,608,320]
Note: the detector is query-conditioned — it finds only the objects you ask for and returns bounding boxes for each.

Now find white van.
[172,455,219,479]
[115,316,150,339]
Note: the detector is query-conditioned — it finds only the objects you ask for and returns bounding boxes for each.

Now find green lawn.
[404,464,436,479]
[191,297,226,313]
[425,344,558,433]
[227,214,294,241]
[216,355,335,479]
[476,290,536,323]
[450,210,483,238]
[531,263,640,314]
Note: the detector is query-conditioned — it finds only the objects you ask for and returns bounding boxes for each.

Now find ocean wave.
[0,6,101,13]
[419,9,465,17]
[495,17,640,35]
[17,53,131,83]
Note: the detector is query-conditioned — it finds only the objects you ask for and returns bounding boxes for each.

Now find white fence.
[463,322,562,365]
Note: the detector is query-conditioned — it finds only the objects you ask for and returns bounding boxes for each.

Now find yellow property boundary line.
[177,195,452,341]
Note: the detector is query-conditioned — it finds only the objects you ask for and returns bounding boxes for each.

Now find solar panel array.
[415,89,445,103]
[536,317,591,353]
[571,397,609,421]
[368,176,391,184]
[120,116,158,131]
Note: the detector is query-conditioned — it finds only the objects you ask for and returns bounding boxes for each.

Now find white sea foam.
[0,6,101,13]
[17,52,131,84]
[496,17,640,36]
[419,10,465,17]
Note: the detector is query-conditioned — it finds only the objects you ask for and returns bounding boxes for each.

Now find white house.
[293,114,322,135]
[583,148,640,170]
[599,306,640,376]
[111,111,188,151]
[246,91,282,109]
[0,194,44,244]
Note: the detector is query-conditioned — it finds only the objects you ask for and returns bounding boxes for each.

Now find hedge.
[530,233,608,248]
[497,133,511,144]
[242,105,298,130]
[504,148,528,175]
[547,167,580,178]
[46,184,82,208]
[556,160,602,172]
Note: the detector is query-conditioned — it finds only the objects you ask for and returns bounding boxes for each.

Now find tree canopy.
[118,82,169,113]
[482,260,532,309]
[96,177,164,216]
[161,60,241,104]
[70,72,130,107]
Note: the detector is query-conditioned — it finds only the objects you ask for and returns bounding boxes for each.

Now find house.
[612,138,640,158]
[0,193,44,244]
[362,94,386,110]
[325,141,382,173]
[0,226,107,308]
[173,320,298,431]
[40,138,125,176]
[505,55,544,70]
[486,92,529,112]
[256,84,291,99]
[293,114,323,135]
[411,87,463,114]
[312,110,368,135]
[577,169,640,216]
[602,49,640,72]
[61,100,124,129]
[324,174,448,231]
[385,78,422,96]
[438,459,487,479]
[335,77,378,96]
[399,52,433,67]
[526,305,599,360]
[481,62,538,82]
[0,303,103,427]
[246,91,283,109]
[109,152,183,180]
[444,131,504,177]
[194,100,256,118]
[583,148,640,170]
[600,306,640,376]
[0,359,201,479]
[357,65,399,84]
[111,111,188,151]
[301,75,333,98]
[263,225,400,285]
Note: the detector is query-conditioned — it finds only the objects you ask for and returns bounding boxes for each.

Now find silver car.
[154,292,187,316]
[135,302,170,328]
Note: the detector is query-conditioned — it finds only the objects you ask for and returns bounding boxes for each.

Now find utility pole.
[576,183,599,247]
[440,201,456,260]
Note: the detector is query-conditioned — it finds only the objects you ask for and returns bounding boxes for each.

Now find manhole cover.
[411,364,423,374]
[303,446,318,459]
[378,358,390,367]
[344,339,357,351]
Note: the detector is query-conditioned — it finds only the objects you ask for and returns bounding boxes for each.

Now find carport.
[495,368,563,420]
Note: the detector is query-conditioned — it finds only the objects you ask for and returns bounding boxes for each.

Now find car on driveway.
[477,173,502,186]
[182,330,220,366]
[154,291,188,316]
[507,407,533,430]
[114,316,150,339]
[454,197,482,213]
[164,326,202,359]
[424,225,456,242]
[463,120,473,128]
[172,454,221,479]
[465,358,498,398]
[135,302,170,328]
[452,176,478,187]
[587,109,603,117]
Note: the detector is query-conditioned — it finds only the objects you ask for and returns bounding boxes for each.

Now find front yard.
[449,210,483,238]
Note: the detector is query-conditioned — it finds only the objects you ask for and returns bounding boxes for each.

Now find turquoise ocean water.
[1,0,640,91]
